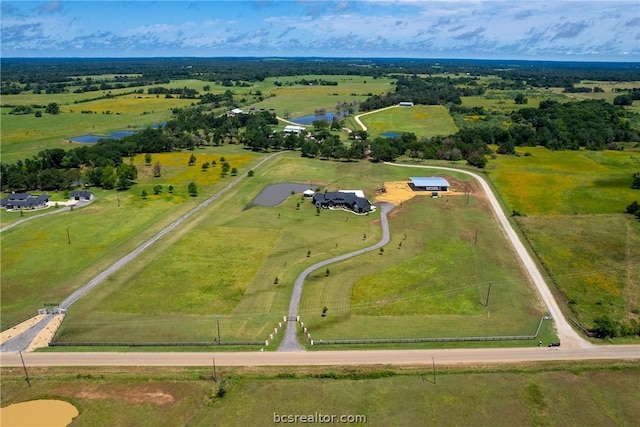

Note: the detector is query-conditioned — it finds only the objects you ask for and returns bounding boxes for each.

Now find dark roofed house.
[312,191,372,214]
[0,193,50,210]
[70,190,94,201]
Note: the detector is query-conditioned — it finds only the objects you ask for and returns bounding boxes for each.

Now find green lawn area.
[360,105,459,138]
[1,363,638,427]
[299,169,544,341]
[10,154,545,345]
[0,146,259,330]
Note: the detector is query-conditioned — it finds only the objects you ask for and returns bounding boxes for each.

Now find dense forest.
[3,57,640,95]
[1,57,639,193]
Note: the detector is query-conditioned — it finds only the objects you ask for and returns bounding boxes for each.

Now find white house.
[283,125,306,134]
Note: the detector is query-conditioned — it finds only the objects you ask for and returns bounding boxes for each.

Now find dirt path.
[384,162,590,349]
[353,105,399,132]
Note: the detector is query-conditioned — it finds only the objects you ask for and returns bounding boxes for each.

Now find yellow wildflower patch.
[62,95,193,115]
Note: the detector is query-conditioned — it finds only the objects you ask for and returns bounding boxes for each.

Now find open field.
[0,147,257,330]
[518,214,640,330]
[487,146,640,216]
[299,173,545,342]
[1,362,639,426]
[244,75,395,118]
[461,89,565,112]
[19,154,546,346]
[1,108,173,164]
[486,145,640,341]
[360,104,459,138]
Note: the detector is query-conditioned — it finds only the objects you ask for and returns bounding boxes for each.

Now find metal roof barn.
[409,177,450,190]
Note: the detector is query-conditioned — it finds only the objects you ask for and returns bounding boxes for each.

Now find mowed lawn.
[2,364,638,427]
[55,155,388,343]
[0,147,258,330]
[51,155,544,344]
[299,170,545,341]
[360,105,459,138]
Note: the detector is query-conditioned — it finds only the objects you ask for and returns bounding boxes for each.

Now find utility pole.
[216,316,221,344]
[19,351,30,387]
[485,282,492,307]
[212,356,217,382]
[432,356,436,385]
[474,229,478,245]
[66,228,71,245]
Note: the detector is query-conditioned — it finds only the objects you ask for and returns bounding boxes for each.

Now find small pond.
[70,130,135,143]
[380,132,402,138]
[70,121,166,143]
[252,183,316,207]
[290,111,349,125]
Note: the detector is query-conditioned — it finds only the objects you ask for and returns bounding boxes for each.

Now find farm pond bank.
[252,183,317,206]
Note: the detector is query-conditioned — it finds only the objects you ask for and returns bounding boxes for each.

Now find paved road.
[384,162,589,349]
[279,203,394,351]
[1,345,638,367]
[0,152,285,353]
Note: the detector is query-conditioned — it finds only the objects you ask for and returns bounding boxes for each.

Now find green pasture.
[1,363,638,427]
[461,89,565,112]
[299,178,545,341]
[1,109,173,164]
[46,154,544,345]
[518,214,640,329]
[0,146,260,329]
[55,155,389,343]
[552,80,640,103]
[359,104,459,138]
[244,75,395,118]
[486,145,640,215]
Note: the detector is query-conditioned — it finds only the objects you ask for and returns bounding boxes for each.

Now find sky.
[1,1,639,61]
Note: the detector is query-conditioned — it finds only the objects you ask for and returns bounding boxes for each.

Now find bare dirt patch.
[374,177,466,206]
[76,385,176,406]
[0,399,78,427]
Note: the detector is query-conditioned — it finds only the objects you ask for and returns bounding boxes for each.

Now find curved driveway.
[279,203,394,351]
[353,105,398,132]
[0,199,95,233]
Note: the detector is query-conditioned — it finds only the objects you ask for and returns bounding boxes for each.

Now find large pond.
[252,183,315,207]
[290,111,349,125]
